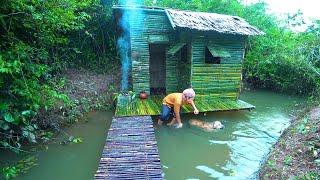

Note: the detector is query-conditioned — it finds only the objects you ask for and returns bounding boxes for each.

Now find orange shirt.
[163,93,186,108]
[163,93,189,121]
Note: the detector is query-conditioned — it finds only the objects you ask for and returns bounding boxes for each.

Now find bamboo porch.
[94,116,163,179]
[115,95,255,117]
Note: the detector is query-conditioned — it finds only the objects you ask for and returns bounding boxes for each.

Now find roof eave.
[165,9,176,30]
[112,5,165,13]
[174,26,265,36]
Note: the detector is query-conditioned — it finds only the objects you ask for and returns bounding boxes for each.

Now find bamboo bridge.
[94,116,163,179]
[94,95,254,179]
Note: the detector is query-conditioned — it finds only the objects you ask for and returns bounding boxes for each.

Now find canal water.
[0,111,113,180]
[155,90,303,179]
[0,90,304,179]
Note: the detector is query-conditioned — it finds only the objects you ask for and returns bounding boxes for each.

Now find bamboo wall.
[165,49,179,93]
[165,45,192,93]
[177,44,191,92]
[128,9,172,94]
[191,34,246,100]
[165,34,191,93]
[127,9,245,99]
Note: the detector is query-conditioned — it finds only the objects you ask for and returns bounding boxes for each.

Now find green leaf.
[230,169,236,176]
[0,121,10,131]
[0,16,6,31]
[68,136,83,144]
[72,137,83,144]
[42,131,54,138]
[25,125,35,131]
[4,113,14,123]
[68,136,74,142]
[0,141,10,147]
[28,132,37,143]
[0,103,8,111]
[21,110,32,116]
[2,166,18,179]
[22,130,29,138]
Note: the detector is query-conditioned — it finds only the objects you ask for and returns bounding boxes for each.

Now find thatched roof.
[165,9,265,35]
[112,5,264,36]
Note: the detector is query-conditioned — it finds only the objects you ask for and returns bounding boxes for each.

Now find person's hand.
[173,123,183,128]
[194,109,199,115]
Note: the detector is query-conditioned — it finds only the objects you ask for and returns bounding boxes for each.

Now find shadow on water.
[154,90,305,180]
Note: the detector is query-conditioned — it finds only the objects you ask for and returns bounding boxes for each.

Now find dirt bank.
[36,68,120,130]
[259,106,320,179]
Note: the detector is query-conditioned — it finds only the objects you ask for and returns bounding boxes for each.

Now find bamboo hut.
[113,5,264,116]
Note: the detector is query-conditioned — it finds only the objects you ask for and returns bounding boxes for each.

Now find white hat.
[183,88,195,99]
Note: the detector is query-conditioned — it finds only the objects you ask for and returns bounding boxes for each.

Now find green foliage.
[71,137,83,144]
[295,172,320,180]
[1,156,37,180]
[267,160,276,169]
[2,166,18,180]
[295,116,309,133]
[244,26,320,95]
[283,155,293,166]
[68,0,119,71]
[39,131,54,143]
[60,136,83,145]
[0,0,119,152]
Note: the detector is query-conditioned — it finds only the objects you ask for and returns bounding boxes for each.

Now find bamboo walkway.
[94,116,163,179]
[115,95,255,117]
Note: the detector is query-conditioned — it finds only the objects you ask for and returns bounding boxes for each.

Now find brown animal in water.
[189,119,224,132]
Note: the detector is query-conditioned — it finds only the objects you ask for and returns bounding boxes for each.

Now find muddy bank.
[36,68,120,131]
[259,106,320,179]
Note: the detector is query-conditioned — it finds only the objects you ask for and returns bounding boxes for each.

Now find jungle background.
[0,0,319,179]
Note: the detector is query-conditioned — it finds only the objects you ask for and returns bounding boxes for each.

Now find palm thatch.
[113,5,264,35]
[165,9,265,35]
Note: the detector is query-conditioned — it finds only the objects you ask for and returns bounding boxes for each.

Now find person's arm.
[189,99,199,114]
[174,103,183,128]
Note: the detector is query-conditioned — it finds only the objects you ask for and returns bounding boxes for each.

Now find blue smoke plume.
[117,0,144,91]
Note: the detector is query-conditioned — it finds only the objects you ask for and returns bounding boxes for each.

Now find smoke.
[117,37,129,91]
[117,0,144,91]
[117,6,130,92]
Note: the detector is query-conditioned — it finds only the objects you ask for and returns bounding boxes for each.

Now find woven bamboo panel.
[191,36,245,100]
[166,49,179,93]
[129,10,172,94]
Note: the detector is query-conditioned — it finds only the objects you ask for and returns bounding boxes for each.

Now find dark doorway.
[177,44,191,91]
[149,44,166,95]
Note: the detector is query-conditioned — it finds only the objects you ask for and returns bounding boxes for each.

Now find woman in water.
[157,88,199,128]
